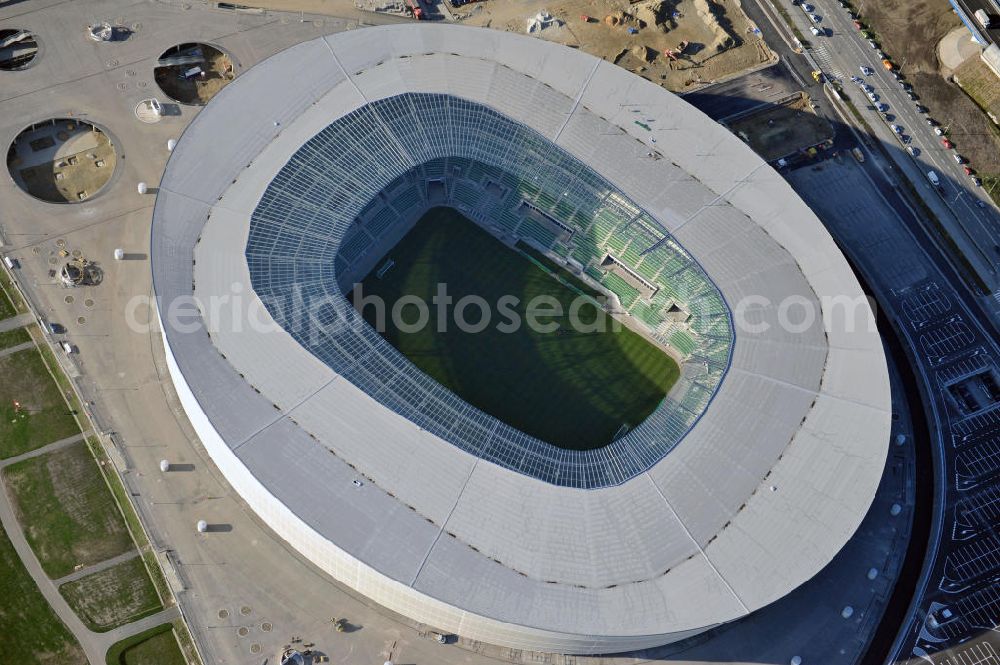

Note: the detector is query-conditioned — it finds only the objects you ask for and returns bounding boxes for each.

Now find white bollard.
[114,248,124,261]
[867,567,879,580]
[196,520,208,533]
[159,459,170,472]
[841,606,854,619]
[791,657,803,665]
[137,182,148,195]
[167,138,177,152]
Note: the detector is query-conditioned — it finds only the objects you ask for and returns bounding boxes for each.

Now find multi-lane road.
[953,0,1000,45]
[776,0,1000,299]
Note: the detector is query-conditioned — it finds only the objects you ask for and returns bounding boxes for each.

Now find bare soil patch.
[59,556,162,632]
[6,120,117,203]
[3,441,133,578]
[726,92,833,161]
[453,0,774,91]
[154,43,234,105]
[859,0,1000,176]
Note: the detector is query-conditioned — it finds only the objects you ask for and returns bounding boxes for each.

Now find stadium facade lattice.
[152,25,891,654]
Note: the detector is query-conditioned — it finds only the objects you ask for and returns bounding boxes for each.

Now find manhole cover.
[84,299,95,308]
[260,622,272,632]
[240,606,252,616]
[106,59,118,68]
[77,316,86,325]
[64,295,74,304]
[49,257,58,265]
[218,609,229,619]
[56,239,66,247]
[237,626,250,637]
[131,22,142,31]
[71,249,82,257]
[250,644,261,654]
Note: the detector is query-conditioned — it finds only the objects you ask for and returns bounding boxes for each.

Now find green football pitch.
[353,207,679,451]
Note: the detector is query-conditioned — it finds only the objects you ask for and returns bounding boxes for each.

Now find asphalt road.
[953,0,1000,44]
[787,156,1000,665]
[777,0,1000,290]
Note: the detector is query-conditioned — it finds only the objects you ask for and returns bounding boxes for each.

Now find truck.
[927,170,940,186]
[975,8,991,28]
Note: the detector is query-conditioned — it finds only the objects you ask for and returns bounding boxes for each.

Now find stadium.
[151,24,892,654]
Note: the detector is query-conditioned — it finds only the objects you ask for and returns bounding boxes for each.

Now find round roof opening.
[6,119,117,203]
[154,42,234,105]
[0,29,39,71]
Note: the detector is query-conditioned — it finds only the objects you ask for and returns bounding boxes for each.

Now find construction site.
[724,92,834,163]
[153,43,235,105]
[5,119,117,204]
[351,0,775,91]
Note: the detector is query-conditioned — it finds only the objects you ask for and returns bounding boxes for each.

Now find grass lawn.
[106,623,187,665]
[0,284,16,320]
[0,523,87,665]
[60,556,162,632]
[3,441,134,578]
[0,347,81,459]
[0,325,31,351]
[981,174,1000,208]
[353,207,679,450]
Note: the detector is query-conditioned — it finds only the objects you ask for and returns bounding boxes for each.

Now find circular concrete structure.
[151,25,891,654]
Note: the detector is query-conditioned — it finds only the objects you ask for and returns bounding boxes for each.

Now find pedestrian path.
[54,548,141,585]
[809,44,846,80]
[0,340,35,358]
[0,431,91,469]
[0,313,34,333]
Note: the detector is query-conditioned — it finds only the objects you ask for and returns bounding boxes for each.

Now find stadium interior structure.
[152,25,892,654]
[249,92,731,487]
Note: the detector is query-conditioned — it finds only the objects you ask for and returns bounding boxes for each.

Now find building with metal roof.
[151,24,891,654]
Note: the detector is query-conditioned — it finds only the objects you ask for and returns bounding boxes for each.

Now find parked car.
[891,124,903,134]
[860,65,874,76]
[868,39,878,49]
[906,146,920,157]
[953,154,965,164]
[810,26,822,35]
[934,127,945,136]
[941,138,953,148]
[963,166,974,176]
[915,104,928,113]
[876,103,889,112]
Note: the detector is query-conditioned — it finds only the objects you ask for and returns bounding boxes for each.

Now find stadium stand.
[246,92,733,489]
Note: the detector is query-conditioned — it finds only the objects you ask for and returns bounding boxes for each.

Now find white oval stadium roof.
[151,24,891,654]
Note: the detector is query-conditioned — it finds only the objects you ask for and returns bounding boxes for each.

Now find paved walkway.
[0,340,35,359]
[0,472,108,665]
[937,25,983,72]
[0,430,176,664]
[0,313,34,333]
[54,548,140,586]
[0,431,90,469]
